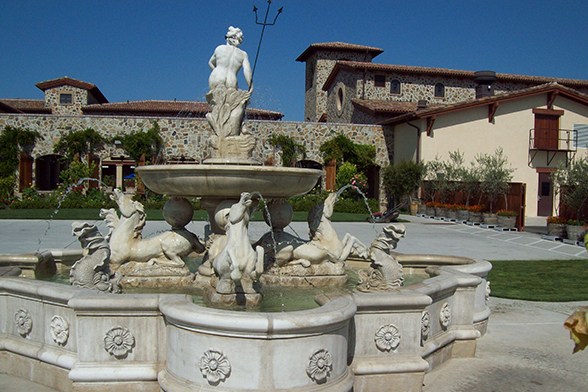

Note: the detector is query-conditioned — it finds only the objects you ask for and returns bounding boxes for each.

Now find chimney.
[474,70,496,98]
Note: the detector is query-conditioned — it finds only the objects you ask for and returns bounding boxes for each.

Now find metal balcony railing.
[529,128,577,151]
[529,128,577,166]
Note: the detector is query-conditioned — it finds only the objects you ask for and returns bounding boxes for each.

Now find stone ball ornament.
[163,196,194,228]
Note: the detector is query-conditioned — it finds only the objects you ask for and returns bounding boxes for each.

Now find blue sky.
[1,1,587,121]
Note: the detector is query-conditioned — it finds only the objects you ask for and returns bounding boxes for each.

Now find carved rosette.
[374,324,401,352]
[439,302,452,329]
[421,311,431,342]
[104,326,135,358]
[485,281,491,303]
[306,349,332,384]
[199,349,231,385]
[50,315,69,345]
[14,308,32,337]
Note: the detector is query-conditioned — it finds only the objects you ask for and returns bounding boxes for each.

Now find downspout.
[407,121,421,164]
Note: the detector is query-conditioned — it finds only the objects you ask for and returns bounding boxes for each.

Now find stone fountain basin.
[136,164,322,198]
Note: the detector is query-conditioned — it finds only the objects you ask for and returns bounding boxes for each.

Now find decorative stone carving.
[306,349,333,384]
[70,221,121,293]
[199,349,231,385]
[275,192,369,268]
[104,326,135,358]
[421,311,431,342]
[485,281,491,303]
[374,324,401,352]
[14,308,32,337]
[440,302,452,329]
[211,192,264,297]
[205,26,256,163]
[357,224,405,292]
[49,315,69,345]
[100,189,205,270]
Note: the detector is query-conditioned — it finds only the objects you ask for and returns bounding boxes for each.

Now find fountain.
[0,25,491,392]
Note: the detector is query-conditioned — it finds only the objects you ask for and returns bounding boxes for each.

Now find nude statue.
[208,26,252,91]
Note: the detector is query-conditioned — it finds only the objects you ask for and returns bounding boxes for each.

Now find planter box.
[468,212,482,223]
[457,209,469,221]
[426,206,435,216]
[418,204,427,215]
[435,207,448,218]
[566,225,586,241]
[446,209,458,220]
[546,223,566,238]
[482,213,498,225]
[497,215,516,229]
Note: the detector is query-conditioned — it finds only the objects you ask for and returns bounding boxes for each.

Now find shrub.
[382,161,425,209]
[497,209,517,217]
[547,216,567,224]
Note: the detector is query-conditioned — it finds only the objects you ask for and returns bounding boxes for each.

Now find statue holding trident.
[205,26,256,163]
[208,26,252,91]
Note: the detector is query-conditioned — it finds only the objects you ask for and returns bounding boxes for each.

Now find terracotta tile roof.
[0,99,50,114]
[380,82,588,126]
[296,42,383,62]
[352,99,420,115]
[82,100,283,120]
[35,77,108,103]
[323,61,588,91]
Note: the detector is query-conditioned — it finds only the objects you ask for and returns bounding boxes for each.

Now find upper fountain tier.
[137,164,321,198]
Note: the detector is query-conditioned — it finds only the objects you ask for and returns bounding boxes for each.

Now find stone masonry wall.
[0,114,387,165]
[44,85,88,116]
[305,50,375,122]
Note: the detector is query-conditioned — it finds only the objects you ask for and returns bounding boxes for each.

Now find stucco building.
[297,42,588,218]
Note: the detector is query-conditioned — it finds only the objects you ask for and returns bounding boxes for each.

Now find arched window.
[434,83,445,98]
[390,79,401,95]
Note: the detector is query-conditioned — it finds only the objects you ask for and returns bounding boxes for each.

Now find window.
[336,86,345,116]
[434,83,445,98]
[574,124,588,149]
[374,75,386,87]
[390,79,401,95]
[59,93,73,105]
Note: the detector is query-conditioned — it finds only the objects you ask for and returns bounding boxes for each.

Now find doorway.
[537,172,553,216]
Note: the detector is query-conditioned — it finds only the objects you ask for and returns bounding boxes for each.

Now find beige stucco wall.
[393,94,588,217]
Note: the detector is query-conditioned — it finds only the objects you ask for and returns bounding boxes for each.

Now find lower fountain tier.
[136,164,322,198]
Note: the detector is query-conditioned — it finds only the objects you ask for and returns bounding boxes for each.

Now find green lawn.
[488,259,588,302]
[0,208,373,222]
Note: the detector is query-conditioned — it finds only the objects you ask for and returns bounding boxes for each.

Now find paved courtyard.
[1,215,587,391]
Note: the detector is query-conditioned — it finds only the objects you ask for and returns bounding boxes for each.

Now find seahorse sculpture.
[356,224,405,292]
[70,221,122,293]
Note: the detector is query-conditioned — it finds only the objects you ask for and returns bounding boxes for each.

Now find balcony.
[529,128,577,166]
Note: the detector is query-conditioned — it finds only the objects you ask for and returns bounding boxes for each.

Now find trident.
[252,0,283,79]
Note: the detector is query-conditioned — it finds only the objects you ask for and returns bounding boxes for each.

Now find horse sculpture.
[277,192,369,267]
[99,189,205,270]
[211,192,264,294]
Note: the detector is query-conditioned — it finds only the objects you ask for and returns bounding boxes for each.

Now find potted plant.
[496,209,517,229]
[546,216,567,238]
[566,220,586,241]
[382,160,426,215]
[553,157,588,239]
[476,148,514,217]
